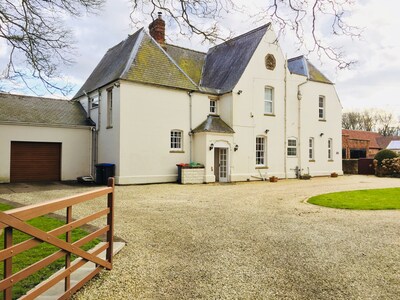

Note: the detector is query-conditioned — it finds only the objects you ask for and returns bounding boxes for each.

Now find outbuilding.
[0,93,93,183]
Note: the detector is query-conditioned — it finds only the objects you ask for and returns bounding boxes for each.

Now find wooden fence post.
[3,227,13,300]
[106,177,115,269]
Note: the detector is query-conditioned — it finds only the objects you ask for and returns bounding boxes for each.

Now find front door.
[214,148,228,182]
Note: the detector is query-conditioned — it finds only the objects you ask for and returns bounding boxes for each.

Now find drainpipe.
[284,55,288,178]
[188,91,194,163]
[297,79,308,177]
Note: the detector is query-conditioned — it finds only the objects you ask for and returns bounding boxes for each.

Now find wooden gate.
[1,178,115,299]
[358,158,375,175]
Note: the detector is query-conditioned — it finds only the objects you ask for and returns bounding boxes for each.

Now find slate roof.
[192,115,235,134]
[165,44,206,85]
[200,24,270,93]
[74,29,197,98]
[0,93,92,127]
[288,56,332,84]
[75,22,334,98]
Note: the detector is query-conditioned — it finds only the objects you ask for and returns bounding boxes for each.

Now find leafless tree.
[0,0,104,95]
[1,0,361,94]
[129,0,361,69]
[343,110,400,136]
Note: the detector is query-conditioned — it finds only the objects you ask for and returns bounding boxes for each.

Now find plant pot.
[269,176,278,182]
[331,172,338,178]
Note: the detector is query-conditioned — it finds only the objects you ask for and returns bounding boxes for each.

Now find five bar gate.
[0,178,115,299]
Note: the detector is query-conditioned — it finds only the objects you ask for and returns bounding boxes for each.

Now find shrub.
[374,149,398,166]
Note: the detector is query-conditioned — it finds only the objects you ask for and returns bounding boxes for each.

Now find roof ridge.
[0,92,66,102]
[121,29,145,78]
[144,31,198,89]
[287,55,304,61]
[209,23,270,51]
[165,43,207,55]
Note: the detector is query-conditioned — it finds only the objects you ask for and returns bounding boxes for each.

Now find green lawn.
[0,202,100,299]
[308,188,400,210]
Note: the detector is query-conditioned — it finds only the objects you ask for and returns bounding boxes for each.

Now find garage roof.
[0,93,92,127]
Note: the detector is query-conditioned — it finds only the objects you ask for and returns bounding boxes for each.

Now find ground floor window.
[256,136,266,166]
[328,138,333,160]
[170,130,183,151]
[309,138,314,160]
[287,138,297,157]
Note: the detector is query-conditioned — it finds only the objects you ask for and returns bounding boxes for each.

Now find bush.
[374,149,398,166]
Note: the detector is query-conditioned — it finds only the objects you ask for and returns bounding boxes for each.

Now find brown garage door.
[10,142,61,182]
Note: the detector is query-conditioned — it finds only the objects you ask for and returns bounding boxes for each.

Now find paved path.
[1,176,400,299]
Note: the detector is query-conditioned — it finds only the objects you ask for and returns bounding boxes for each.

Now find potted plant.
[269,176,278,182]
[331,172,338,178]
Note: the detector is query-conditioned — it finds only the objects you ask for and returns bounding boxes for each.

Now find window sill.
[255,166,269,169]
[309,160,315,162]
[264,113,275,117]
[106,126,113,129]
[318,119,326,122]
[170,150,185,153]
[328,159,334,162]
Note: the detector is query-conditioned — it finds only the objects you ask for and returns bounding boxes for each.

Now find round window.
[265,54,276,70]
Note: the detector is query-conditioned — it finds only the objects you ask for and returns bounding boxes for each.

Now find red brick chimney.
[149,12,166,50]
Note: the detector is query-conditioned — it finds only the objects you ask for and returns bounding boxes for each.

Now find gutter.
[0,121,94,130]
[297,78,308,177]
[188,91,194,162]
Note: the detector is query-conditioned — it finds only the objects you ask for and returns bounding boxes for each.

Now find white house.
[0,93,93,183]
[73,14,343,185]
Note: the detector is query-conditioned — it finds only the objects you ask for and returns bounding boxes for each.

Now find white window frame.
[264,86,274,115]
[256,136,267,166]
[328,138,333,160]
[107,88,113,128]
[170,130,183,151]
[91,95,99,109]
[210,99,217,114]
[319,96,325,120]
[287,138,297,157]
[309,137,314,160]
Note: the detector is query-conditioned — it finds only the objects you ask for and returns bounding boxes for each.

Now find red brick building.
[342,130,383,159]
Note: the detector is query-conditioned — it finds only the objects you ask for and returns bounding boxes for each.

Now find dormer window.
[91,95,99,109]
[209,97,218,114]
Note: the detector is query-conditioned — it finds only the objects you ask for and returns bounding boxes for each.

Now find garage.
[10,142,62,183]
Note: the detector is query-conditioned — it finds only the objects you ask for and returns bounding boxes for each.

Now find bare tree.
[343,109,400,136]
[129,0,361,69]
[0,0,104,95]
[342,111,362,130]
[1,0,361,94]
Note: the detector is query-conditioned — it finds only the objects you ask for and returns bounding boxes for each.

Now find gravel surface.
[1,175,400,299]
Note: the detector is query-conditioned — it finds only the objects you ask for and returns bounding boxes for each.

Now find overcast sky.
[2,0,399,117]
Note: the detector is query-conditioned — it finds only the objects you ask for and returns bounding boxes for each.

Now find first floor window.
[107,88,113,128]
[309,138,314,160]
[319,96,325,120]
[210,99,217,114]
[256,137,266,166]
[328,138,333,160]
[287,138,297,157]
[264,86,274,114]
[91,95,99,109]
[170,130,183,150]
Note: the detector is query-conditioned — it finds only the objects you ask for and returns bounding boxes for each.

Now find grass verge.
[0,202,100,299]
[308,188,400,210]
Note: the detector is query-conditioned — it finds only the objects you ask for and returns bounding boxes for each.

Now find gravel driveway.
[1,175,400,299]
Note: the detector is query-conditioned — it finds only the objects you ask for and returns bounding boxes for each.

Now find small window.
[328,138,333,160]
[210,99,217,114]
[264,87,274,115]
[256,136,266,166]
[107,88,113,128]
[287,138,297,157]
[309,138,314,160]
[91,95,99,109]
[170,130,183,151]
[319,96,325,120]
